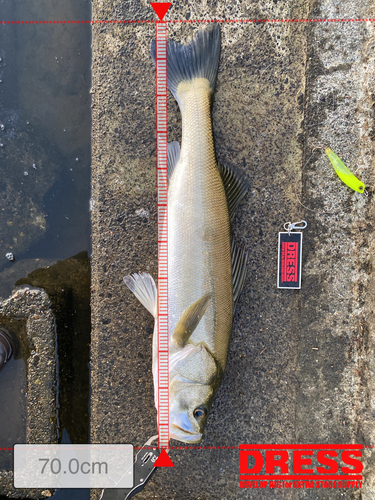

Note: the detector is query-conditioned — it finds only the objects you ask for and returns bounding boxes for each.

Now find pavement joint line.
[1,19,375,24]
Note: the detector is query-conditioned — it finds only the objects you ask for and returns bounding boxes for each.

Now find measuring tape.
[155,20,169,449]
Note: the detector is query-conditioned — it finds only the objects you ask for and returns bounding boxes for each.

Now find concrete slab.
[91,0,375,498]
[0,287,57,499]
[15,251,91,447]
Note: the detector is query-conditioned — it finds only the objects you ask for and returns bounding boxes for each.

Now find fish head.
[169,381,213,443]
[168,343,220,443]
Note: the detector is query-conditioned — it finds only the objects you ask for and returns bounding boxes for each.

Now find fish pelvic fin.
[168,141,181,181]
[171,293,211,348]
[123,272,157,318]
[150,24,221,105]
[218,163,249,222]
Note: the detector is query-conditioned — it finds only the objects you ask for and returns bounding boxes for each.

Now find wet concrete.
[91,0,375,499]
[0,287,57,499]
[16,251,91,446]
[0,252,91,499]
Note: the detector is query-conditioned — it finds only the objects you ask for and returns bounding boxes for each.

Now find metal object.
[283,220,307,235]
[0,328,15,372]
[100,436,161,500]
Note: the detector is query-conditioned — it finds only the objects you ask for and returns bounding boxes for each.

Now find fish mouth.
[170,424,202,444]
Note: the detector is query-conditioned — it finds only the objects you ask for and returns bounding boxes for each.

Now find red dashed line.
[1,445,374,450]
[0,19,374,24]
[136,445,375,450]
[135,445,240,450]
[0,445,236,451]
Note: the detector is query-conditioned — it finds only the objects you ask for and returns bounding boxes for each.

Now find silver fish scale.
[168,78,233,372]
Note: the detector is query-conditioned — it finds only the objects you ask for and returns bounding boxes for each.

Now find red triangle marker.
[153,449,175,467]
[150,2,171,21]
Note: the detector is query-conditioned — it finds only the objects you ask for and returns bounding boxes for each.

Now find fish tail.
[150,24,221,104]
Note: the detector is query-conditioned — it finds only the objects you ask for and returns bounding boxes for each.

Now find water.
[0,0,92,498]
[0,0,92,293]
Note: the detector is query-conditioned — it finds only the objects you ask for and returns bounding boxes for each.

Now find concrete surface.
[16,251,91,446]
[91,0,375,498]
[0,287,57,499]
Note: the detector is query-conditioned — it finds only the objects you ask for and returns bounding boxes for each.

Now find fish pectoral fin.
[218,163,249,222]
[172,293,211,348]
[123,272,157,318]
[167,142,180,181]
[232,238,248,311]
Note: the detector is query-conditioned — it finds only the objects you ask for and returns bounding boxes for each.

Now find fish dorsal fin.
[218,163,249,222]
[123,272,157,318]
[172,293,211,348]
[167,141,181,181]
[231,238,248,309]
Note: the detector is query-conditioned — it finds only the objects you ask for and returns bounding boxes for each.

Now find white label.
[14,444,133,488]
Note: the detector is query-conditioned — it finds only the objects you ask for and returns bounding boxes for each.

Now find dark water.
[0,0,92,498]
[0,319,29,470]
[0,0,92,290]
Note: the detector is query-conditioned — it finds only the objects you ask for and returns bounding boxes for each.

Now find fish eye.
[193,407,207,419]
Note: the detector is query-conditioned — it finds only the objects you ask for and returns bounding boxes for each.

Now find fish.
[124,24,248,443]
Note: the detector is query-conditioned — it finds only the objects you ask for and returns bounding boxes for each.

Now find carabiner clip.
[283,220,307,235]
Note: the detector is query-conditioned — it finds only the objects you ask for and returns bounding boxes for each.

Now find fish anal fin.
[123,272,157,318]
[218,163,249,222]
[172,293,211,348]
[231,239,248,309]
[168,141,181,181]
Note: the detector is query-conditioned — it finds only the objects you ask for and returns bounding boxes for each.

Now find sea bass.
[124,25,248,443]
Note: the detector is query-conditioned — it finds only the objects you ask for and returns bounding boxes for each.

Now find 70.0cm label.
[39,456,108,475]
[14,444,133,488]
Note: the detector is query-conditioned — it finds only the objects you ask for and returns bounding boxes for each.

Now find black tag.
[277,232,302,289]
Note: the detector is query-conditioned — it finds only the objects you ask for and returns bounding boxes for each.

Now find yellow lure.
[325,148,365,193]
